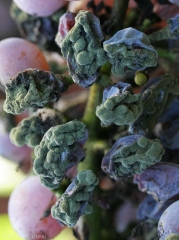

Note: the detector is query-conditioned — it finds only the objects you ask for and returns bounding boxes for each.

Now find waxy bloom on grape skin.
[10,2,60,51]
[12,0,66,17]
[0,37,49,88]
[8,176,65,240]
[137,195,174,221]
[158,201,179,240]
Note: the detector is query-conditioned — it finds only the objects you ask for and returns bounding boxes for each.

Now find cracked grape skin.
[129,73,179,135]
[10,108,63,148]
[96,82,143,127]
[33,120,88,189]
[101,134,165,180]
[51,170,99,227]
[3,68,68,114]
[103,27,158,75]
[60,10,107,88]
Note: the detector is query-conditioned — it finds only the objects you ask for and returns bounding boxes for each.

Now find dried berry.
[101,134,164,180]
[60,10,107,88]
[149,13,179,41]
[96,82,143,126]
[3,69,69,114]
[33,120,88,189]
[129,73,179,135]
[137,195,173,221]
[134,162,179,202]
[10,109,63,147]
[103,27,158,75]
[51,170,99,227]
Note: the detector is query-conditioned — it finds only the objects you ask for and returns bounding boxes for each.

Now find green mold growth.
[129,73,179,135]
[103,27,158,75]
[33,120,88,189]
[3,68,69,114]
[96,82,143,126]
[101,134,165,180]
[10,108,63,147]
[51,170,99,227]
[149,13,179,42]
[60,10,107,88]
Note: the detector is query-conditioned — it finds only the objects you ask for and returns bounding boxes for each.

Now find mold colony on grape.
[1,0,179,239]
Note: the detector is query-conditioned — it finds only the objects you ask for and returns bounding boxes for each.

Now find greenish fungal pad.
[33,120,88,189]
[103,27,158,75]
[60,10,107,88]
[51,170,99,227]
[10,108,63,147]
[129,73,179,135]
[96,82,143,126]
[3,68,68,114]
[101,135,165,180]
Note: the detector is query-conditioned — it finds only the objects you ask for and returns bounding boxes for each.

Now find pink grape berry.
[12,0,66,17]
[158,200,179,240]
[0,38,49,87]
[8,176,65,240]
[58,12,76,39]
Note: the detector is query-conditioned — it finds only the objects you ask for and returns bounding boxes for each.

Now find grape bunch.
[0,0,179,240]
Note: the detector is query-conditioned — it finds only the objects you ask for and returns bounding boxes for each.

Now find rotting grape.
[8,176,65,240]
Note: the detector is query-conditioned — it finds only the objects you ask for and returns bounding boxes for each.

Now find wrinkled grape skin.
[0,38,49,87]
[13,0,66,17]
[8,176,65,240]
[158,200,179,239]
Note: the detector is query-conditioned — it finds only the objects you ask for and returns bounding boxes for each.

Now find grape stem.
[77,140,109,240]
[103,0,130,36]
[82,83,102,140]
